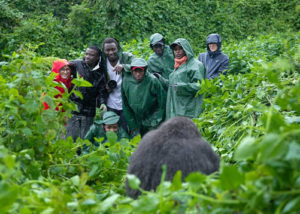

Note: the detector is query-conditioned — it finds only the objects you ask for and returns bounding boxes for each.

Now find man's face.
[85,48,99,67]
[152,43,164,56]
[132,68,145,83]
[103,42,119,63]
[59,65,71,79]
[173,45,186,59]
[208,43,218,52]
[104,123,119,133]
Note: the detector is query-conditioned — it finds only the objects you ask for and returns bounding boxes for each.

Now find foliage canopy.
[1,0,299,58]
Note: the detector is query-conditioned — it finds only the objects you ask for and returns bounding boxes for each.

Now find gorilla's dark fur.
[126,116,220,198]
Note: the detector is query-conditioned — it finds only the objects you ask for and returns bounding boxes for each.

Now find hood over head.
[170,38,194,61]
[51,59,72,89]
[130,58,148,81]
[206,33,222,57]
[149,33,164,47]
[52,59,70,74]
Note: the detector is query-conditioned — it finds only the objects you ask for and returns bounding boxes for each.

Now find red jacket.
[43,59,72,111]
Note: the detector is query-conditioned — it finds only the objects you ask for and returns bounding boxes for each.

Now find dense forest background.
[1,0,299,58]
[0,0,299,213]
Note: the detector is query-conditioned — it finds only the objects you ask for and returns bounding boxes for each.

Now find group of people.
[44,33,229,145]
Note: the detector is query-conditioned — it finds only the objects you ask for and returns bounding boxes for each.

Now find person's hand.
[113,64,124,74]
[100,104,107,112]
[95,108,101,120]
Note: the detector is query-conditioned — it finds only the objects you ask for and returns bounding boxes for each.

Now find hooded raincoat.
[122,58,166,135]
[43,59,72,111]
[198,33,229,80]
[147,33,174,79]
[166,38,205,119]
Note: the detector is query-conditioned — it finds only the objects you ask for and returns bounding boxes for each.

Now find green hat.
[150,33,164,46]
[130,58,148,69]
[102,111,120,125]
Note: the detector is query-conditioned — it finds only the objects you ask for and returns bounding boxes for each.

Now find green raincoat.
[85,121,129,145]
[147,33,174,79]
[122,59,166,135]
[166,38,205,119]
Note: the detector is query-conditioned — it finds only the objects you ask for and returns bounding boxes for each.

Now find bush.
[1,0,299,59]
[0,32,299,213]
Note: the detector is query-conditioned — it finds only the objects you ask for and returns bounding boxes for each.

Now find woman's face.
[59,65,71,79]
[208,43,218,52]
[173,45,186,59]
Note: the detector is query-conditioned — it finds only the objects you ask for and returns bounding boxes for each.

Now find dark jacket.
[69,59,108,117]
[198,33,229,80]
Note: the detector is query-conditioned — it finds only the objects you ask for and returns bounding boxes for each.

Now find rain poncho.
[147,33,174,79]
[166,38,205,119]
[85,111,129,145]
[198,33,229,80]
[122,58,166,135]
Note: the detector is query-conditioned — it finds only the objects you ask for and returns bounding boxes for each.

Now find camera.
[108,80,117,90]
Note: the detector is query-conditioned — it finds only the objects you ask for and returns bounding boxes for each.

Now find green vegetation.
[1,0,299,58]
[0,0,299,213]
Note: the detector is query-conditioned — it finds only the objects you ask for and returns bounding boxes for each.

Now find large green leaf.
[219,165,244,190]
[234,137,258,161]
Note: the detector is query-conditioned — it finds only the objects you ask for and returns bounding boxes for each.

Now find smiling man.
[66,45,108,141]
[121,58,166,136]
[101,38,134,133]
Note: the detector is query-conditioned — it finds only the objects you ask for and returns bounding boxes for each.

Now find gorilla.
[126,116,220,198]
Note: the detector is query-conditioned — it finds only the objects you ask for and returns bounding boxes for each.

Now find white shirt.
[106,59,123,110]
[91,58,101,71]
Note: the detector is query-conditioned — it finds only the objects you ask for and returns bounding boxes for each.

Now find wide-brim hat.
[130,58,148,70]
[102,111,120,125]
